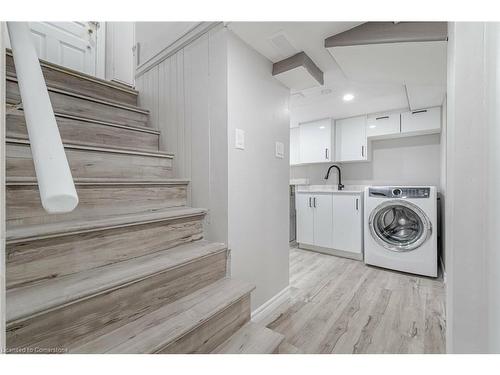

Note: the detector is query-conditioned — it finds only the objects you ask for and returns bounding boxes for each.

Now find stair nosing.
[6,75,147,114]
[6,49,139,96]
[69,278,255,353]
[6,240,228,323]
[7,109,160,135]
[6,207,207,243]
[7,134,162,156]
[6,177,190,186]
[7,138,174,159]
[211,321,285,354]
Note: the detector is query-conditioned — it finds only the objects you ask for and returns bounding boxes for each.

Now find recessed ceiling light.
[319,126,326,129]
[343,93,355,102]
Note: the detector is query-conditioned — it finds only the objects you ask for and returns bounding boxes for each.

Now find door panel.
[296,193,314,245]
[335,116,367,162]
[7,22,99,76]
[313,194,333,248]
[332,194,362,254]
[299,118,332,163]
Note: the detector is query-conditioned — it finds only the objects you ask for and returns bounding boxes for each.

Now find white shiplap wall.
[135,25,228,243]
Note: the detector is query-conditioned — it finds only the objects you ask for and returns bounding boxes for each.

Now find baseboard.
[251,285,291,323]
[299,243,364,261]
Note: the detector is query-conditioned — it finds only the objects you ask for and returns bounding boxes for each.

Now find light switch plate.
[275,141,285,159]
[235,128,245,150]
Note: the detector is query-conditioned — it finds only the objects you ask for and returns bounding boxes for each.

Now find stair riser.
[6,142,173,180]
[7,111,159,152]
[159,294,251,354]
[7,216,204,289]
[6,53,138,106]
[7,79,148,128]
[7,183,188,227]
[6,250,228,351]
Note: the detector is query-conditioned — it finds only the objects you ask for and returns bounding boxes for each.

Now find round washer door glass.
[369,200,432,252]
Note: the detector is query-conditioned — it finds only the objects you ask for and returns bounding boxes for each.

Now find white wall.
[135,24,228,243]
[291,134,441,187]
[227,31,290,310]
[446,22,500,354]
[135,25,291,312]
[135,22,198,67]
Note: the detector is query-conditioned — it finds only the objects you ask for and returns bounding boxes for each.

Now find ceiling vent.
[268,31,299,60]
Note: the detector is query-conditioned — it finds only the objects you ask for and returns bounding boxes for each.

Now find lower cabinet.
[296,192,363,258]
[332,194,363,256]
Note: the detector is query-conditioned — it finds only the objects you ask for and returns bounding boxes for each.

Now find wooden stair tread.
[7,206,207,243]
[70,278,255,353]
[6,49,138,97]
[6,138,173,159]
[212,321,285,354]
[7,75,146,114]
[7,240,227,323]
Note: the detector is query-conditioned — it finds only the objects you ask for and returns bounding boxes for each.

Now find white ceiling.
[227,22,447,124]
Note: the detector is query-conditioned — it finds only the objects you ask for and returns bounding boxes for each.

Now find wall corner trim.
[251,285,291,323]
[135,22,223,78]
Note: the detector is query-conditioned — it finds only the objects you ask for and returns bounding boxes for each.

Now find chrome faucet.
[324,165,344,191]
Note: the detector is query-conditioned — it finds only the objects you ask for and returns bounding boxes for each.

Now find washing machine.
[364,186,437,277]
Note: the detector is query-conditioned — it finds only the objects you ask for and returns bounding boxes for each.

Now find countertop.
[295,185,364,194]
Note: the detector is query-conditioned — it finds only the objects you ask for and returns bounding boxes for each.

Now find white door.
[296,193,314,245]
[335,116,367,162]
[105,22,135,86]
[313,194,334,249]
[7,22,102,76]
[299,118,332,163]
[332,194,362,254]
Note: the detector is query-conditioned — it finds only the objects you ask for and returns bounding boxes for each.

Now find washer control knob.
[393,188,402,197]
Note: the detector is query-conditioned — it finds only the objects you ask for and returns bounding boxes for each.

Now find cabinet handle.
[309,197,312,208]
[356,198,359,211]
[361,145,364,157]
[411,109,427,115]
[313,197,317,208]
[375,116,389,120]
[325,148,329,160]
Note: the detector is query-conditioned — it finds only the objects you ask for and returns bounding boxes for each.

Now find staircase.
[4,51,284,354]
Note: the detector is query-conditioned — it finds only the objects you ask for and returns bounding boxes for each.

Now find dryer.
[364,186,437,277]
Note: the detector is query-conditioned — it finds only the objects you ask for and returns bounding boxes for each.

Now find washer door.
[369,200,432,252]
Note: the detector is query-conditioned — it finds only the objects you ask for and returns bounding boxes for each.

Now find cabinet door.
[401,107,441,135]
[332,194,362,254]
[366,113,400,138]
[335,116,367,162]
[290,127,300,165]
[296,193,314,245]
[313,194,334,249]
[299,118,332,163]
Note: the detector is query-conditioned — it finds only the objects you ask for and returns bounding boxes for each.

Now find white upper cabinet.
[298,118,333,164]
[401,107,441,136]
[366,112,401,139]
[335,115,368,162]
[290,127,300,165]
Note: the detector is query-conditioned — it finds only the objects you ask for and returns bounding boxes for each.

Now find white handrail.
[7,22,78,213]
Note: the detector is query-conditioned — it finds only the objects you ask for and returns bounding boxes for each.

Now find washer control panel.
[369,187,430,198]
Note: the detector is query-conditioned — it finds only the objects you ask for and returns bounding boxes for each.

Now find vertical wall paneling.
[135,24,227,242]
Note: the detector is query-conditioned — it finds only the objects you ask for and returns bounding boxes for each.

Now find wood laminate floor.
[260,247,446,354]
